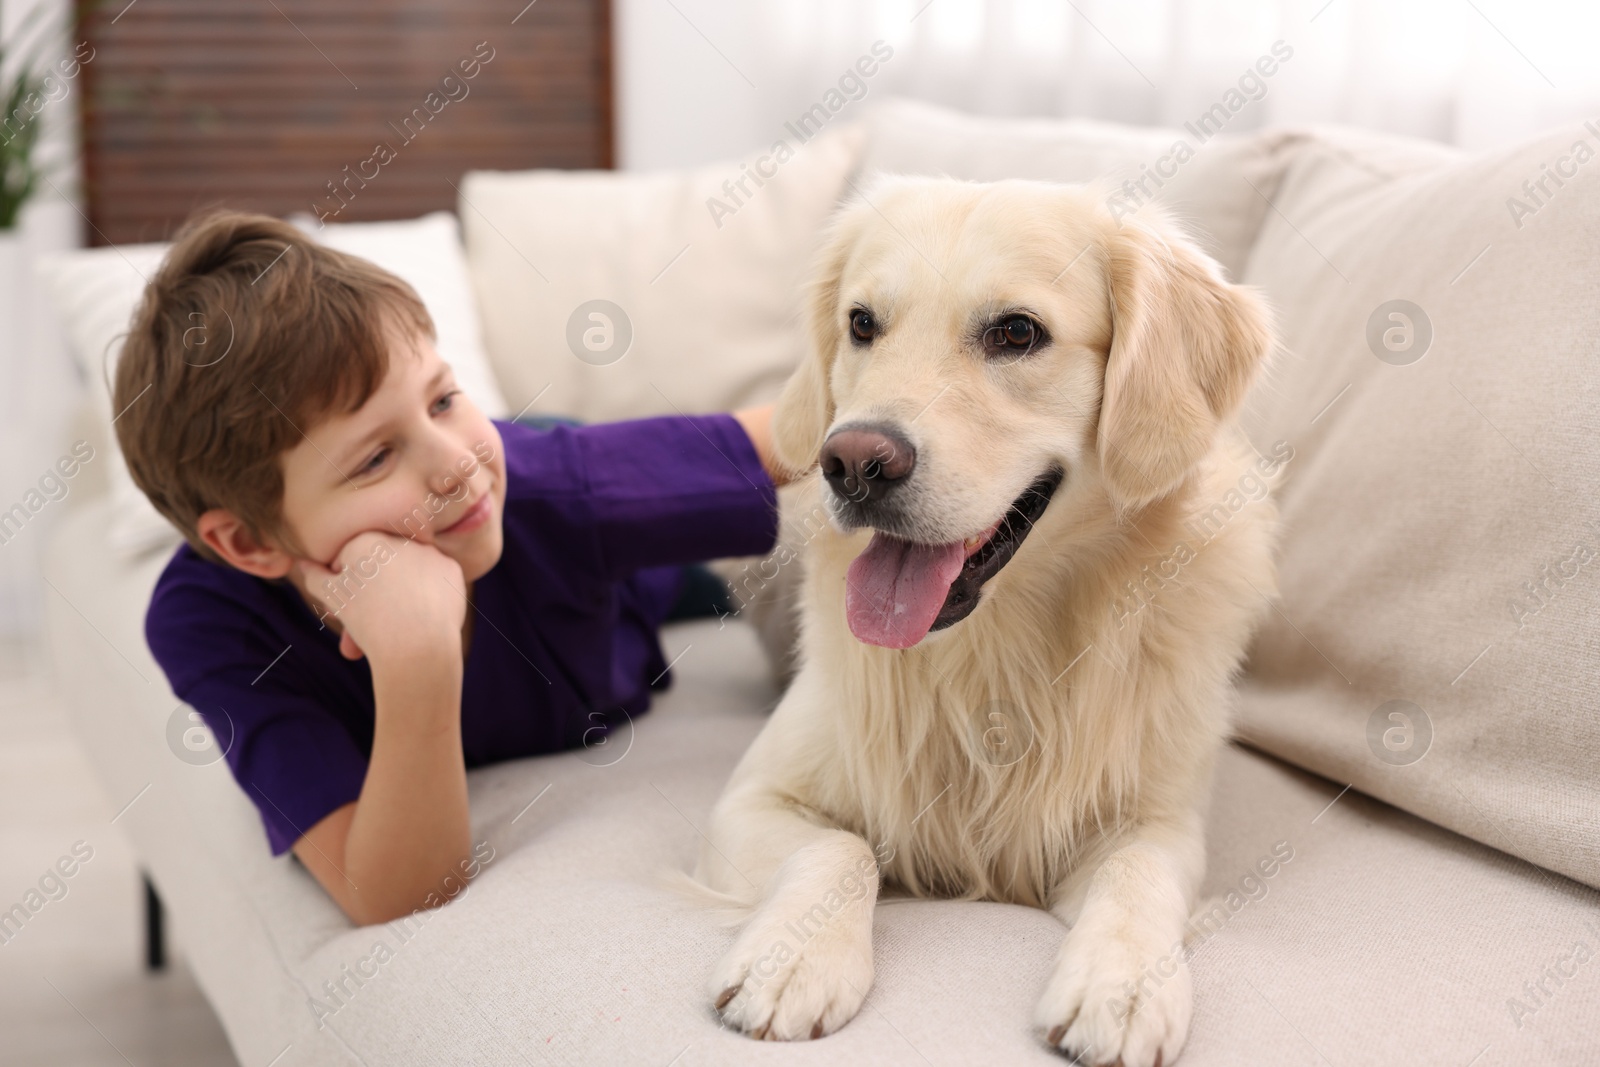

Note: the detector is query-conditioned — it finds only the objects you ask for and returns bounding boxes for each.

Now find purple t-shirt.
[145,414,778,855]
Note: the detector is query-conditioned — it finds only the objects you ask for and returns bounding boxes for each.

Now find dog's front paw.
[1033,924,1191,1067]
[709,890,875,1040]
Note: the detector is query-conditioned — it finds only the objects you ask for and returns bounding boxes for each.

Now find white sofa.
[42,99,1600,1065]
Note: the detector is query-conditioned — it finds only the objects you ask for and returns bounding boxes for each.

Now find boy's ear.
[196,509,295,579]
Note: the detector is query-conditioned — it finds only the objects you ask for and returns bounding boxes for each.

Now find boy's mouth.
[438,494,492,536]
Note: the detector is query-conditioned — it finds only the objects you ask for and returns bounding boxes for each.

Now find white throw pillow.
[36,210,508,557]
[457,123,866,425]
[35,241,174,555]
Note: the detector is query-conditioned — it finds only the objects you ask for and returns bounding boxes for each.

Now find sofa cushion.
[859,96,1290,282]
[1234,121,1600,890]
[458,124,865,426]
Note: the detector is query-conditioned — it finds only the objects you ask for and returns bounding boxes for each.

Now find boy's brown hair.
[113,207,435,563]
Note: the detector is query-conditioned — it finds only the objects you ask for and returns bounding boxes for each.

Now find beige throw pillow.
[1234,121,1600,889]
[457,124,866,424]
[858,96,1291,282]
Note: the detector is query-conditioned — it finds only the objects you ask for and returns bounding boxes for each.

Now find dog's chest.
[819,672,1119,909]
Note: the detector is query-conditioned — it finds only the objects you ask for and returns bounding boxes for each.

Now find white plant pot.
[0,226,27,637]
[0,227,21,348]
[0,227,22,430]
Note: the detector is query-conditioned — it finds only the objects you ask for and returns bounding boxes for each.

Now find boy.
[115,209,791,925]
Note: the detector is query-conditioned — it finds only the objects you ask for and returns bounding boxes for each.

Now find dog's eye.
[982,315,1046,358]
[849,308,877,345]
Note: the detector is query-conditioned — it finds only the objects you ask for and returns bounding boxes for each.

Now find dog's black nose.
[820,426,916,504]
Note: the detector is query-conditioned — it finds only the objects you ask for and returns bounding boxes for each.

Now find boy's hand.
[291,531,474,927]
[296,532,468,667]
[732,403,794,488]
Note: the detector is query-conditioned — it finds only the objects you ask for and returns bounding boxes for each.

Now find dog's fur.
[693,176,1279,1066]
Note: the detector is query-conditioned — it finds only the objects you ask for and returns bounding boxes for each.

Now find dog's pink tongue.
[845,532,966,649]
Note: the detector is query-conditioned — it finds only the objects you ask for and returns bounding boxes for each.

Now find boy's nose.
[432,463,477,500]
[428,445,484,500]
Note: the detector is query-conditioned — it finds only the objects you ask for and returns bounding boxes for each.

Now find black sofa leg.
[143,873,166,972]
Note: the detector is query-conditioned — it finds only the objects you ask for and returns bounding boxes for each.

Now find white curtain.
[620,0,1600,168]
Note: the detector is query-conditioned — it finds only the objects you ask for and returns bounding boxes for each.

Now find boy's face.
[276,321,507,582]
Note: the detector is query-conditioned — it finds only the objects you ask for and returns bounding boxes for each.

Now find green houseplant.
[0,0,58,230]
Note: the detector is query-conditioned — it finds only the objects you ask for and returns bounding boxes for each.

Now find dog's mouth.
[844,466,1065,649]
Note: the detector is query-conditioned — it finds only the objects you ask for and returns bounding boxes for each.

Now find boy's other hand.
[295,531,468,667]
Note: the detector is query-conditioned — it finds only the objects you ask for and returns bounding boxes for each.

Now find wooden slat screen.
[74,0,612,246]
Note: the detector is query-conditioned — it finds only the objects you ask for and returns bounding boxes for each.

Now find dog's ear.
[1096,212,1274,511]
[771,204,866,476]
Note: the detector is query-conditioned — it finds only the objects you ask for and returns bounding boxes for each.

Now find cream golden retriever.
[693,175,1279,1066]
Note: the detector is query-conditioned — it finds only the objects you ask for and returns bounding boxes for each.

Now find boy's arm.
[291,651,468,925]
[731,403,795,488]
[292,533,473,925]
[549,408,785,580]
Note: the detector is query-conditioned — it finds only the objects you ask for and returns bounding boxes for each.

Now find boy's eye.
[357,448,389,475]
[431,390,460,416]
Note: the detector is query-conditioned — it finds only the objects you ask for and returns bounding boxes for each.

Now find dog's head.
[774,176,1273,649]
